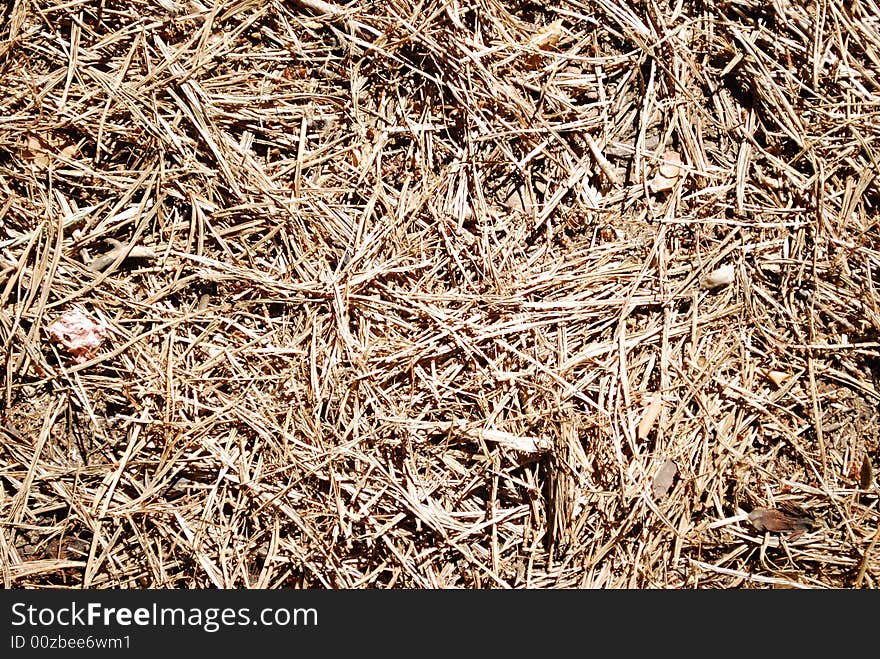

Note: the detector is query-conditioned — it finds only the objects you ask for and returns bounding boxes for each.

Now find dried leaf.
[87,238,158,272]
[651,459,678,499]
[503,184,535,213]
[529,20,563,50]
[649,150,683,193]
[59,143,79,159]
[747,505,814,533]
[658,150,683,178]
[700,263,735,290]
[648,172,676,193]
[637,393,663,440]
[25,134,52,169]
[23,131,77,169]
[766,370,790,387]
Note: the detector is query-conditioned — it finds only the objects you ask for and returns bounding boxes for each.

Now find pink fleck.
[47,310,107,363]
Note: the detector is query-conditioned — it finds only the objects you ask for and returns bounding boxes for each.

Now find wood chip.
[860,454,873,489]
[637,393,663,440]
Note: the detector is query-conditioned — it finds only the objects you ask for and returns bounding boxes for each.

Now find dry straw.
[1,0,879,588]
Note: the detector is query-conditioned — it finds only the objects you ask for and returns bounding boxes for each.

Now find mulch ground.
[1,0,879,588]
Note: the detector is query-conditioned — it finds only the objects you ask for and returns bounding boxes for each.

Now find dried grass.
[1,0,879,589]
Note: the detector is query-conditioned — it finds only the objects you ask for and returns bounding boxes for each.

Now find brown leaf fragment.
[59,143,79,159]
[87,238,157,273]
[648,172,676,193]
[529,20,563,50]
[748,505,814,533]
[23,131,78,169]
[649,150,683,193]
[25,134,52,169]
[651,459,678,499]
[860,454,873,489]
